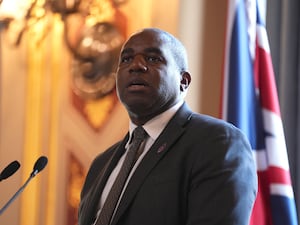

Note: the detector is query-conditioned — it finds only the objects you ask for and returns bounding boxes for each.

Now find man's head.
[116,28,191,125]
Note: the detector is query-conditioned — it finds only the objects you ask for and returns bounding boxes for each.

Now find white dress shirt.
[93,101,183,224]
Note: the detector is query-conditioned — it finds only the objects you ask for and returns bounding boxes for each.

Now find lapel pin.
[157,143,167,153]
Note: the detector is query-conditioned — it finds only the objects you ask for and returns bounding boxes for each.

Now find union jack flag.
[221,0,298,225]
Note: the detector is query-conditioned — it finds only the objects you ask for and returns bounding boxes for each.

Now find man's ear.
[180,72,191,92]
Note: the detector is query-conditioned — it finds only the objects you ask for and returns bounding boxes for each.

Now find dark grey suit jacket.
[78,103,257,225]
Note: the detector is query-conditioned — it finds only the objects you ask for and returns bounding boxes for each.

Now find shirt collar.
[129,100,184,140]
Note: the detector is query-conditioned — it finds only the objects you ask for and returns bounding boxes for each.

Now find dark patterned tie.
[95,126,148,225]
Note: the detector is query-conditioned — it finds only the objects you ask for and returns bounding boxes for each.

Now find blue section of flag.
[270,195,298,225]
[227,0,264,151]
[256,3,264,26]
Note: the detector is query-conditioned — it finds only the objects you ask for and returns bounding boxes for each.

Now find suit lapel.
[80,134,129,225]
[111,103,193,225]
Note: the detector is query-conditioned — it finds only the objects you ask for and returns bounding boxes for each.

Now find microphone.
[0,156,48,215]
[0,161,21,182]
[30,156,48,178]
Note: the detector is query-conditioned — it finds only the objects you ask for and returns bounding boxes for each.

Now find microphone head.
[0,160,21,181]
[30,156,48,177]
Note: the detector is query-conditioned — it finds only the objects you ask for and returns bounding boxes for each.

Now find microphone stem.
[0,176,33,215]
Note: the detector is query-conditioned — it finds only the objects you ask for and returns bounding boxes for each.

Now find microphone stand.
[0,174,34,215]
[0,156,48,216]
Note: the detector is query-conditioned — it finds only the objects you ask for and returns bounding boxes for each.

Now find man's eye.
[120,56,132,63]
[146,56,162,62]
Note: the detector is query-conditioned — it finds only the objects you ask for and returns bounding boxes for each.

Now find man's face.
[116,30,183,123]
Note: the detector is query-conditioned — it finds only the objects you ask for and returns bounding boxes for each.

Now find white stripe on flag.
[256,25,270,53]
[263,109,290,170]
[252,149,267,171]
[270,183,295,198]
[245,0,256,59]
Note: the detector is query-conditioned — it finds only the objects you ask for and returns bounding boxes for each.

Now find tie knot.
[133,126,147,140]
[132,126,147,143]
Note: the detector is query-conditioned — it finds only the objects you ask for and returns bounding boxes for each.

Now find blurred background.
[0,0,298,225]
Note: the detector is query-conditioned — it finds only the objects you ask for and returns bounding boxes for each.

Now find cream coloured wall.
[179,0,227,116]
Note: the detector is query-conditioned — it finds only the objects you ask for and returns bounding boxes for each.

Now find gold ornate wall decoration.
[71,90,119,131]
[62,0,127,99]
[67,0,128,131]
[67,152,86,225]
[69,21,124,99]
[0,0,50,46]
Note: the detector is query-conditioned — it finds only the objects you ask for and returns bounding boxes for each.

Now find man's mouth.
[130,82,146,86]
[128,83,147,91]
[127,79,148,90]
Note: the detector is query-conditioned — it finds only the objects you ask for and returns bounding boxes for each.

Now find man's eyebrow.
[121,48,134,55]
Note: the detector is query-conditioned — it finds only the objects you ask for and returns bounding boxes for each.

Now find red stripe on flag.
[250,171,273,225]
[254,42,281,116]
[268,166,292,185]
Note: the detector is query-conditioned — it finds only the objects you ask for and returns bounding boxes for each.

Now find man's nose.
[129,55,148,73]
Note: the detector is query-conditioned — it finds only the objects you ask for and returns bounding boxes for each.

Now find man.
[78,28,257,225]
